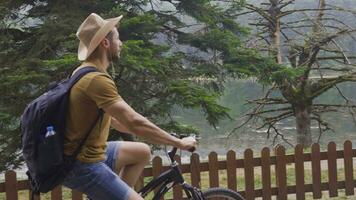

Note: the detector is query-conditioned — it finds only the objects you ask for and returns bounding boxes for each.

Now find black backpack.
[20,66,103,195]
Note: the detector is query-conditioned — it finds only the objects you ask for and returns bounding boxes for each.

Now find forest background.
[1,0,356,173]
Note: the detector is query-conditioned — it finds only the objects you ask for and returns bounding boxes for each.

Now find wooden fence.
[1,140,356,200]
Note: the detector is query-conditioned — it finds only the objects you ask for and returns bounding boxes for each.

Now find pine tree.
[233,0,356,147]
[0,0,259,171]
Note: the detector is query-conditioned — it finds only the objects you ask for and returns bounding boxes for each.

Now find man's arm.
[111,117,132,134]
[104,100,195,150]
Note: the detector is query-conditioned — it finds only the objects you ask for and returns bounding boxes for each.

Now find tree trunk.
[294,104,312,146]
[268,0,282,64]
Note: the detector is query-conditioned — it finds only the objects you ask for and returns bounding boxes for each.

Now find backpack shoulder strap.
[69,66,98,86]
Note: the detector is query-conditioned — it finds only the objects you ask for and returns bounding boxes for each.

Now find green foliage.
[0,0,255,171]
[224,49,278,81]
[180,28,242,54]
[119,14,162,40]
[270,66,306,85]
[159,121,199,135]
[168,80,230,127]
[0,110,22,171]
[119,40,170,73]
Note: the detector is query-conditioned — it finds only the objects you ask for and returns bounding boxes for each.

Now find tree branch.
[334,85,356,125]
[280,8,333,17]
[311,73,356,99]
[246,107,292,115]
[268,124,294,147]
[279,0,295,10]
[316,56,356,61]
[310,66,353,72]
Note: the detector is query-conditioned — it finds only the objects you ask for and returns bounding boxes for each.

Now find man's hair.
[86,30,115,60]
[105,30,115,42]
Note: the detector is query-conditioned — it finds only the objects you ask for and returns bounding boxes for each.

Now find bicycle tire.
[202,187,245,200]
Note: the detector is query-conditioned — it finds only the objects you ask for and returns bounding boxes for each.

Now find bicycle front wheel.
[202,188,245,200]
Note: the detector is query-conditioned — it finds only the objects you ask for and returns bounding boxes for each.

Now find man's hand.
[179,136,197,152]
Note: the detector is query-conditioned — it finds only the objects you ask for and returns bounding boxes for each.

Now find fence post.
[208,152,219,188]
[261,147,271,200]
[295,144,305,200]
[173,155,183,199]
[72,190,83,200]
[244,148,254,200]
[311,143,322,199]
[191,153,201,188]
[5,170,18,200]
[276,146,287,200]
[226,150,237,191]
[51,185,62,200]
[152,156,163,199]
[274,144,281,187]
[327,142,338,197]
[344,140,354,196]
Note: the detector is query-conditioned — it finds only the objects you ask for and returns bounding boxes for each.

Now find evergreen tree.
[0,0,262,171]
[233,0,356,146]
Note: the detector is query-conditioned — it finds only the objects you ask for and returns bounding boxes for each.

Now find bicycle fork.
[150,162,206,200]
[170,163,206,200]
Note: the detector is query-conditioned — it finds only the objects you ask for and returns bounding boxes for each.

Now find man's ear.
[101,38,110,49]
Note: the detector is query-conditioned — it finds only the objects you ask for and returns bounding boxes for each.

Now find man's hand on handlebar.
[179,136,197,152]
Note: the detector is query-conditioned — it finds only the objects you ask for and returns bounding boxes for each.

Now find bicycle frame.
[138,162,205,200]
[138,134,205,200]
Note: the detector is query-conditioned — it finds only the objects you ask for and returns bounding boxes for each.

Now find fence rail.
[1,140,355,200]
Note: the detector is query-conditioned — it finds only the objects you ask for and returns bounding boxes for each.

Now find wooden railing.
[1,140,355,200]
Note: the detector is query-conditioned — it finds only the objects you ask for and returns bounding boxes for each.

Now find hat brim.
[78,15,123,61]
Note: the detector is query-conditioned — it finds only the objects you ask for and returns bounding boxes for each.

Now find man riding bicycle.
[63,13,197,200]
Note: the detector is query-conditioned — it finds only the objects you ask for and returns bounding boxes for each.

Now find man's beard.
[107,47,120,62]
[107,48,120,78]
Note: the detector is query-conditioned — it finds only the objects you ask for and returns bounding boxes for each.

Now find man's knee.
[116,142,151,165]
[137,143,151,164]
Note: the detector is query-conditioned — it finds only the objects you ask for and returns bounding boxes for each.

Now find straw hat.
[76,13,123,61]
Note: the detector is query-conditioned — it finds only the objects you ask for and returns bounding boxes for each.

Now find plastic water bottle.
[39,125,62,171]
[45,126,56,137]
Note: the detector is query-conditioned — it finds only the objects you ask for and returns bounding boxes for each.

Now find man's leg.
[114,141,151,187]
[127,190,145,200]
[63,161,143,200]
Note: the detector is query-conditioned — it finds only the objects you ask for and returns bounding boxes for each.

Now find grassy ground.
[1,165,355,200]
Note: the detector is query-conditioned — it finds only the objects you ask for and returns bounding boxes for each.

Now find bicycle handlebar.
[168,133,198,163]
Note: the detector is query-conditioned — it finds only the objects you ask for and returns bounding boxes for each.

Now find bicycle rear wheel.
[202,188,245,200]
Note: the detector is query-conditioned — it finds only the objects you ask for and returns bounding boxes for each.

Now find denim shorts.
[63,141,132,200]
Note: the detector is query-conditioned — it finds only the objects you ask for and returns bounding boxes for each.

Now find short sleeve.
[85,74,122,108]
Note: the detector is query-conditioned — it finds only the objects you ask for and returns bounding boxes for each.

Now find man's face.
[108,28,122,61]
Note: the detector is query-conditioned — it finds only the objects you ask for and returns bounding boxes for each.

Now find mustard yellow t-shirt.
[64,66,121,163]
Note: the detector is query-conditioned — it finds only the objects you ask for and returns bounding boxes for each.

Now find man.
[63,13,197,200]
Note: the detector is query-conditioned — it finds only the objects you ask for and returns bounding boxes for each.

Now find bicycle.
[137,133,245,200]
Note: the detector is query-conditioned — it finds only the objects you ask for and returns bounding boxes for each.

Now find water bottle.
[45,126,56,137]
[39,125,62,173]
